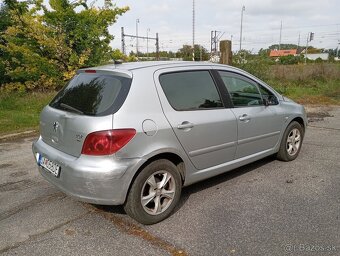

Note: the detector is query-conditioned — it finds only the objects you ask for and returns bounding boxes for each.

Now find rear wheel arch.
[124,152,185,202]
[124,156,184,224]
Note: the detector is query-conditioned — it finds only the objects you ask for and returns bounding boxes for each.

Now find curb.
[0,130,38,142]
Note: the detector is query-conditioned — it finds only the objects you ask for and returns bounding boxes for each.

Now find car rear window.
[50,73,131,116]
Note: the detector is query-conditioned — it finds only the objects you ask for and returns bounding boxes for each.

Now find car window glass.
[50,73,131,116]
[258,85,279,105]
[218,71,262,107]
[159,71,223,111]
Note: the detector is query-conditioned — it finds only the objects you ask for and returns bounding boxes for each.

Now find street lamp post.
[147,28,150,58]
[192,0,195,61]
[136,18,139,57]
[239,5,245,51]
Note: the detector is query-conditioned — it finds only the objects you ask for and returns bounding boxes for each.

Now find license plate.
[37,154,60,177]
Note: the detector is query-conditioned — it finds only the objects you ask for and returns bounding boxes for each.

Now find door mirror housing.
[263,98,269,106]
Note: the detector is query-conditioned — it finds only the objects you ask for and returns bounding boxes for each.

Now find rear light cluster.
[81,129,136,156]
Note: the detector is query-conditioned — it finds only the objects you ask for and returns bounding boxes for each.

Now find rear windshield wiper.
[60,103,84,115]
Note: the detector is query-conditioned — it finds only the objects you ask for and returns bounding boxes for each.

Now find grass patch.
[0,92,56,136]
[268,79,340,105]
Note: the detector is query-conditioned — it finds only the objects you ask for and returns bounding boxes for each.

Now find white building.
[305,53,329,61]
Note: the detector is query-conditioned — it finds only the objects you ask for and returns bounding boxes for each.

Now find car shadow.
[91,156,277,218]
[173,156,276,214]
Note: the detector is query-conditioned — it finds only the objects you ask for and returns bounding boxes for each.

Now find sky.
[107,0,340,54]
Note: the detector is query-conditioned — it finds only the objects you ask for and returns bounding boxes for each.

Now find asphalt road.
[1,107,339,256]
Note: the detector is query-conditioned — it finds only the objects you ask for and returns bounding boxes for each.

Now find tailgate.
[40,106,112,157]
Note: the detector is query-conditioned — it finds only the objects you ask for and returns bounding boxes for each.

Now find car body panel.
[231,105,283,159]
[32,61,307,206]
[40,106,113,157]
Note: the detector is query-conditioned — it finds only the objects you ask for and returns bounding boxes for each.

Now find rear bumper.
[32,137,143,205]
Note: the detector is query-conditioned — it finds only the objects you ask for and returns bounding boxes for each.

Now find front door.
[217,71,283,159]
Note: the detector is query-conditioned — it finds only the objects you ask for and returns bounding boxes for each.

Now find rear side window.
[50,73,131,116]
[159,71,223,111]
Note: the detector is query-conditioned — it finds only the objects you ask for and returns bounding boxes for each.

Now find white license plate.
[38,154,60,177]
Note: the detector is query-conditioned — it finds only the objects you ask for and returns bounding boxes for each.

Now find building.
[269,49,297,57]
[305,53,329,61]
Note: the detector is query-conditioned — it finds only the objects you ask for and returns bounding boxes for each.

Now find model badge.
[75,134,83,142]
[53,121,59,132]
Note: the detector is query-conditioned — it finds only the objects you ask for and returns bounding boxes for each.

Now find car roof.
[77,61,280,97]
[83,61,235,72]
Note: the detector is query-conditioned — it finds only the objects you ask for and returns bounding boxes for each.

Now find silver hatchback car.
[32,61,307,224]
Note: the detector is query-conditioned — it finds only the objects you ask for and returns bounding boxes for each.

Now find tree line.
[0,0,128,92]
[0,0,212,92]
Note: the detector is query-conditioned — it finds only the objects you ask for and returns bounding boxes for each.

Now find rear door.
[155,67,237,170]
[217,71,283,159]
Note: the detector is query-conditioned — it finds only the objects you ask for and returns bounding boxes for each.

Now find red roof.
[269,49,297,57]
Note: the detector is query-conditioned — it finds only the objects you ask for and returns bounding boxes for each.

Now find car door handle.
[177,122,194,130]
[239,114,251,122]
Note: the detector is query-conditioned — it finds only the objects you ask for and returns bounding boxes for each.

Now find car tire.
[277,121,304,162]
[124,159,182,225]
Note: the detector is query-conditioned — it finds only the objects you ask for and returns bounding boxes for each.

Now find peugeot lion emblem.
[53,121,59,132]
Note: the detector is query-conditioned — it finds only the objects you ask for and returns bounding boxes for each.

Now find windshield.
[50,73,131,116]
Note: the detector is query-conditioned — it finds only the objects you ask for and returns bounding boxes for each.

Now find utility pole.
[278,21,282,51]
[305,32,314,64]
[210,30,225,61]
[239,5,245,51]
[121,27,125,55]
[192,0,195,61]
[147,28,150,58]
[136,18,139,57]
[297,32,300,51]
[121,27,160,60]
[156,33,159,60]
[211,31,217,55]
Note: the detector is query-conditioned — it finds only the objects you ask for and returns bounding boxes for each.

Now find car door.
[154,67,238,170]
[217,70,283,159]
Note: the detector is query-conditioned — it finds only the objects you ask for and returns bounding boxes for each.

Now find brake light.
[85,70,96,73]
[81,129,136,155]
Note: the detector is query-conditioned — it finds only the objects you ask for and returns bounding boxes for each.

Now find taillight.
[81,129,136,156]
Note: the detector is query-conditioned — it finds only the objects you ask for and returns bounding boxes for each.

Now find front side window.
[159,71,223,111]
[218,71,262,107]
[258,85,279,105]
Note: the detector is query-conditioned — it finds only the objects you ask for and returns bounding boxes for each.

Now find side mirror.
[263,98,269,106]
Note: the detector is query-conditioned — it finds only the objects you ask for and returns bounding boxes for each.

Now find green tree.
[268,44,299,50]
[177,45,192,61]
[279,55,302,65]
[0,2,14,86]
[111,49,127,61]
[232,50,274,80]
[0,0,128,91]
[258,48,269,57]
[177,44,209,61]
